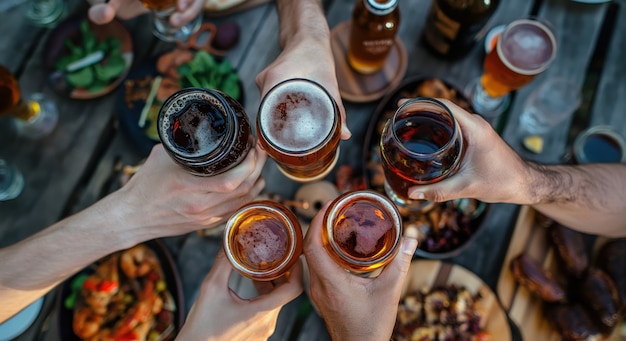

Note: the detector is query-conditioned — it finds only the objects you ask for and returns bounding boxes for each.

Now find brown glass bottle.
[421,0,500,59]
[347,0,400,75]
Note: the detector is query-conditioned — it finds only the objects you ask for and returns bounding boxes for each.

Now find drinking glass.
[467,18,557,122]
[257,78,342,183]
[519,77,581,135]
[157,88,254,176]
[0,159,25,201]
[223,200,303,281]
[322,190,402,277]
[141,0,202,42]
[0,65,58,139]
[25,0,65,27]
[380,97,463,211]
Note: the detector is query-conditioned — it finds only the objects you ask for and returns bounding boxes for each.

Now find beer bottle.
[421,0,500,59]
[347,0,400,74]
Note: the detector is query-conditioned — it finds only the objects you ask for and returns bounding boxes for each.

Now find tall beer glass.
[0,65,58,139]
[380,98,463,211]
[322,190,402,276]
[223,201,303,281]
[257,78,342,183]
[140,0,202,42]
[467,18,557,121]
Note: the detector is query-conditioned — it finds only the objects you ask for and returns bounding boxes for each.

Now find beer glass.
[467,18,557,121]
[257,78,342,183]
[157,88,254,176]
[380,98,463,211]
[223,200,303,281]
[0,159,25,201]
[141,0,202,42]
[0,65,58,139]
[322,190,402,276]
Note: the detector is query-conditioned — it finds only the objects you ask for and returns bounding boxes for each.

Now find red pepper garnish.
[82,278,98,291]
[98,280,119,293]
[147,271,159,282]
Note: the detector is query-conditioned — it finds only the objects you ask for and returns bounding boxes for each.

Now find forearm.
[275,0,330,48]
[526,163,626,237]
[0,191,140,322]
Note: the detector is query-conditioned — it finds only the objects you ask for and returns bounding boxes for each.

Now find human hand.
[87,0,203,26]
[113,144,266,239]
[255,22,351,140]
[304,203,418,341]
[176,249,304,341]
[406,99,532,204]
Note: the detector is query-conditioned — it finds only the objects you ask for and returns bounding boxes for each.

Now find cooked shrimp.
[73,305,105,339]
[120,245,160,279]
[82,254,120,315]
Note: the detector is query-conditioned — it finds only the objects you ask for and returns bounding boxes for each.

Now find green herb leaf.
[66,66,95,88]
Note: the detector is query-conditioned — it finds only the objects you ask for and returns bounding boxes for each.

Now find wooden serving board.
[497,206,625,341]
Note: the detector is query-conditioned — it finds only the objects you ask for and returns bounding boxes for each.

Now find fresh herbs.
[55,20,126,93]
[177,50,241,100]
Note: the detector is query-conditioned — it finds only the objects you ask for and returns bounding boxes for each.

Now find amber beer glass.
[380,98,463,211]
[257,78,341,183]
[469,18,557,119]
[223,201,303,281]
[323,190,402,276]
[0,65,58,139]
[157,88,254,176]
[140,0,201,42]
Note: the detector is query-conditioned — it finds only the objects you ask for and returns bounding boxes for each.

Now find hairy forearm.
[526,163,626,236]
[275,0,330,48]
[0,192,139,322]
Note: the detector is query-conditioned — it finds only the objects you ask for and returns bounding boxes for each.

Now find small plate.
[331,20,408,103]
[44,15,133,100]
[0,297,44,341]
[362,75,488,258]
[395,260,512,340]
[56,239,184,341]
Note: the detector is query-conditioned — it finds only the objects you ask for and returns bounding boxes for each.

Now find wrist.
[276,0,329,48]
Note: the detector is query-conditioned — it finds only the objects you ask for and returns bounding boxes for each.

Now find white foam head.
[498,19,557,75]
[259,80,336,152]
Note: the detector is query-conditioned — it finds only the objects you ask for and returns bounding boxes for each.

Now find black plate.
[362,75,489,259]
[115,50,245,156]
[56,239,184,340]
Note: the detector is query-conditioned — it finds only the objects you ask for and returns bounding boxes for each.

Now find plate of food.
[395,260,512,340]
[362,75,490,258]
[56,240,184,341]
[116,48,244,155]
[44,15,133,100]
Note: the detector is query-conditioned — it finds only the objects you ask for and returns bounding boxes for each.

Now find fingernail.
[170,14,181,26]
[409,191,425,200]
[402,237,418,255]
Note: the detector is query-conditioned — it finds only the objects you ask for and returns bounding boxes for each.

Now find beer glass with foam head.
[467,18,557,121]
[223,201,303,281]
[257,78,342,183]
[380,98,463,211]
[157,88,254,176]
[140,0,202,42]
[322,190,402,277]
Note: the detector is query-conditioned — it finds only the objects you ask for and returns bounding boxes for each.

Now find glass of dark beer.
[380,98,463,211]
[323,190,402,276]
[467,17,557,122]
[257,78,341,183]
[157,88,254,176]
[223,200,303,281]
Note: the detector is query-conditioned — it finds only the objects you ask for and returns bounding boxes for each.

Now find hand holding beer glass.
[0,65,58,139]
[140,0,202,42]
[380,98,463,211]
[468,18,557,121]
[257,78,342,183]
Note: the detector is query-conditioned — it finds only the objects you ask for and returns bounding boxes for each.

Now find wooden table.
[1,0,624,340]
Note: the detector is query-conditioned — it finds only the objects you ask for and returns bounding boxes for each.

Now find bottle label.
[423,1,461,54]
[362,39,394,55]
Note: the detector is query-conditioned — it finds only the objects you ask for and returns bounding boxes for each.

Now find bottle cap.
[365,0,397,15]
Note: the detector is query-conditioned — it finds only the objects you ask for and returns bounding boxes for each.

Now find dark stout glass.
[223,201,303,281]
[380,98,463,210]
[158,88,253,176]
[257,78,341,183]
[323,190,402,276]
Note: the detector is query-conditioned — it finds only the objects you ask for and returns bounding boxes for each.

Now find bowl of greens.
[44,15,133,99]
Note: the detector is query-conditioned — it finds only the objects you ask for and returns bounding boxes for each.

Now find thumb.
[377,236,417,284]
[88,3,116,24]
